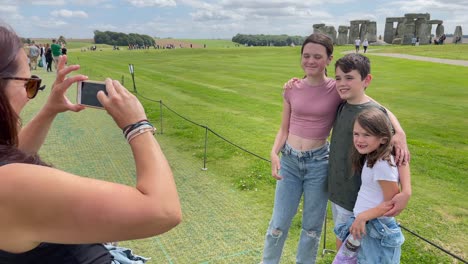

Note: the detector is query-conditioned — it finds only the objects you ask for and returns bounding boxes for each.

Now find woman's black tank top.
[0,243,113,264]
[0,147,113,263]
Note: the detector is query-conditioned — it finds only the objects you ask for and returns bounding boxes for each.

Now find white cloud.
[30,16,68,28]
[31,0,66,5]
[191,9,243,21]
[71,0,111,5]
[127,0,176,7]
[89,23,118,31]
[0,4,17,12]
[51,9,88,18]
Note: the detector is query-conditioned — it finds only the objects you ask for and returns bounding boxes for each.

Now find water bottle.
[332,235,361,264]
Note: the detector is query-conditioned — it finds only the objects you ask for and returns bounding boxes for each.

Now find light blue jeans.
[262,142,329,264]
[335,217,404,264]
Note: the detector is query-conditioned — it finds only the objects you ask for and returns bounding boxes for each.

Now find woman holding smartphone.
[0,23,181,263]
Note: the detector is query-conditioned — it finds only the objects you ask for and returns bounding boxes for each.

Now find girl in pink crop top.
[283,78,341,140]
[262,33,342,263]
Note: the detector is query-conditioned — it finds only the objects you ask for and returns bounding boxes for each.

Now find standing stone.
[384,21,395,43]
[384,13,443,45]
[348,22,360,44]
[360,23,368,41]
[453,26,463,43]
[337,26,349,45]
[418,23,431,44]
[313,23,326,34]
[435,24,444,37]
[313,24,336,43]
[396,20,406,39]
[414,18,426,37]
[324,26,337,43]
[402,21,415,44]
[367,22,377,42]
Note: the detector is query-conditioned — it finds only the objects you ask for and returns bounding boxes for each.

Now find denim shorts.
[331,202,354,232]
[334,217,404,263]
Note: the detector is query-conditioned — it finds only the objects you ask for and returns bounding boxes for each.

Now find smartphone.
[77,80,107,109]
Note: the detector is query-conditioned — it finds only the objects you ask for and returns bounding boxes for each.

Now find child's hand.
[350,217,367,240]
[283,77,300,90]
[391,131,410,165]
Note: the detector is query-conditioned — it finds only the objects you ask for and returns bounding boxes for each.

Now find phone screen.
[78,81,107,108]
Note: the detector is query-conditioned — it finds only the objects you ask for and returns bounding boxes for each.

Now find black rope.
[206,127,270,163]
[133,87,466,263]
[136,91,270,163]
[399,224,467,263]
[160,101,205,128]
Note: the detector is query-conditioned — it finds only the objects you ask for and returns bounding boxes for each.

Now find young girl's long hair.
[351,108,394,172]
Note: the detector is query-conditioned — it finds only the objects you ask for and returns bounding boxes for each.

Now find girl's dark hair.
[0,24,23,146]
[301,33,334,58]
[351,108,394,173]
[0,144,50,167]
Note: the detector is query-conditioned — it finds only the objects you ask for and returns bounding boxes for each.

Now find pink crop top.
[283,78,342,140]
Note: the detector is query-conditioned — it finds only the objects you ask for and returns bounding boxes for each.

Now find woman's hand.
[271,153,282,180]
[43,55,87,115]
[97,79,147,129]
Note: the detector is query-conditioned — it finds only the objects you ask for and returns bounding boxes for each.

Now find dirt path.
[365,52,468,67]
[343,50,468,67]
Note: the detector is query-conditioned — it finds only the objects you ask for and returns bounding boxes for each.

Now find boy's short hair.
[335,53,370,80]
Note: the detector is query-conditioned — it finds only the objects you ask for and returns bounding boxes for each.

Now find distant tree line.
[21,35,67,44]
[232,34,305,46]
[93,30,155,46]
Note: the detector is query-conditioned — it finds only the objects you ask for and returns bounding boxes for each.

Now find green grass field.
[49,41,467,263]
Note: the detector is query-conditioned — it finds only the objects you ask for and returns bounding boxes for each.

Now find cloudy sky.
[1,0,467,39]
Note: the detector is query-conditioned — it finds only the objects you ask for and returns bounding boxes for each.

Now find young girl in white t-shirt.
[334,108,408,263]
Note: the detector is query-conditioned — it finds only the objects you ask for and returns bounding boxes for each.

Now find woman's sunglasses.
[1,75,46,99]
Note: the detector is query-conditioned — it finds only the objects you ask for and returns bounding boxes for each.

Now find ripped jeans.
[262,143,329,264]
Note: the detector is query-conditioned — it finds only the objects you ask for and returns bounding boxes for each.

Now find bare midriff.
[287,133,326,151]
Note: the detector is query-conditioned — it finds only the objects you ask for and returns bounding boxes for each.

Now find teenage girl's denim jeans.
[262,143,329,264]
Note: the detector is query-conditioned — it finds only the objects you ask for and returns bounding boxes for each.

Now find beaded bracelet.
[127,125,156,143]
[124,121,152,139]
[122,119,149,136]
[122,120,156,143]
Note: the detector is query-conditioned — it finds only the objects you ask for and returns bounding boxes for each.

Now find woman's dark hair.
[0,24,23,146]
[351,108,394,173]
[301,33,334,58]
[0,144,50,167]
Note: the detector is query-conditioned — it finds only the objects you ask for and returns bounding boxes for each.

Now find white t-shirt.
[355,39,361,46]
[353,157,399,216]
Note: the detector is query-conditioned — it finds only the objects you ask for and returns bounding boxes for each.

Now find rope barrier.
[133,88,466,263]
[399,224,467,263]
